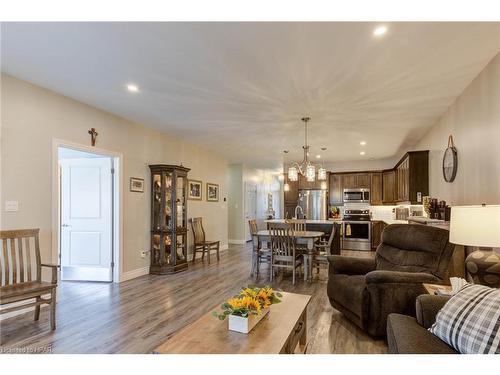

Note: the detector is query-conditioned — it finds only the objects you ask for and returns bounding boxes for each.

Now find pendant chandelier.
[287,117,327,182]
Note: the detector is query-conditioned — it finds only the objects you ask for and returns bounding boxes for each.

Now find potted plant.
[213,286,282,333]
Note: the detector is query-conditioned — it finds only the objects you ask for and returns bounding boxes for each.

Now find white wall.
[415,52,500,205]
[1,74,228,279]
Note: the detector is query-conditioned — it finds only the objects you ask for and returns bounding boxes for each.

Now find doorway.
[58,146,116,282]
[244,182,258,242]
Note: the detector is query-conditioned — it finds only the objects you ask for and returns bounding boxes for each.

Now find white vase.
[228,308,270,333]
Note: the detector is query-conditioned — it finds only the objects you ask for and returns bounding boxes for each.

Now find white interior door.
[60,157,113,282]
[244,182,258,241]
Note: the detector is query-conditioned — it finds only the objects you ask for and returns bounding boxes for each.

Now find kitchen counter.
[265,219,334,225]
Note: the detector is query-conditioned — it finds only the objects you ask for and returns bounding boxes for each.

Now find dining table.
[254,230,324,282]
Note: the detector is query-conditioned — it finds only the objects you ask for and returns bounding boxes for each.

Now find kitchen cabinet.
[394,151,428,204]
[382,170,396,204]
[371,221,388,250]
[284,175,299,205]
[342,174,357,189]
[298,174,324,190]
[329,173,343,206]
[370,172,383,205]
[284,203,296,219]
[357,173,371,188]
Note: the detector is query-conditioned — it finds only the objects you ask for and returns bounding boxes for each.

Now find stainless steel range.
[342,209,372,251]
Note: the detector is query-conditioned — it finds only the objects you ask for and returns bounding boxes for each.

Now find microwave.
[343,188,370,203]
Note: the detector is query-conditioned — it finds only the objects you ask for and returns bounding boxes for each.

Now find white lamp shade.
[449,205,500,247]
[288,166,298,182]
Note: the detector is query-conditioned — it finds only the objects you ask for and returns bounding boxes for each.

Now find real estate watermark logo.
[0,346,53,354]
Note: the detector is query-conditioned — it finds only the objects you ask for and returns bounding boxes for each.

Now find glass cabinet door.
[152,173,162,230]
[163,171,173,230]
[176,175,186,229]
[176,234,186,263]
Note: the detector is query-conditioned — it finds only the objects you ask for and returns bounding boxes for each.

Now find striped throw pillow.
[429,284,500,354]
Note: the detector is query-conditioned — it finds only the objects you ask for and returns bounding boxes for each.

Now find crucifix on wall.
[88,128,98,146]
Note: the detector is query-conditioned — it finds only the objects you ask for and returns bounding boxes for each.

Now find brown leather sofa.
[327,224,455,336]
[387,294,456,353]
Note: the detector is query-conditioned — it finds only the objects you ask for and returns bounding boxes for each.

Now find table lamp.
[450,205,500,287]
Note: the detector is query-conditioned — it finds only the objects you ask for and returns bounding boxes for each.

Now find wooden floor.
[0,244,387,354]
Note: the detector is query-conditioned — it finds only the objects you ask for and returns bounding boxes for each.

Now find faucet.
[294,205,304,219]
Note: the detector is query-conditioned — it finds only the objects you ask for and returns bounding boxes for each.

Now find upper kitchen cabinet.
[357,173,371,188]
[342,173,357,189]
[342,173,370,189]
[370,172,383,205]
[329,173,343,206]
[284,174,299,204]
[382,170,396,204]
[394,151,429,204]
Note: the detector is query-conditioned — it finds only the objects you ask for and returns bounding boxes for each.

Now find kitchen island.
[264,219,341,255]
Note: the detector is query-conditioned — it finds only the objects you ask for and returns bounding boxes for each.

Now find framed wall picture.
[130,177,144,193]
[206,183,219,202]
[188,179,203,200]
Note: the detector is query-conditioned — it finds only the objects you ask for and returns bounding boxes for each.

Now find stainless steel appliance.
[343,188,370,203]
[342,209,372,251]
[298,190,327,220]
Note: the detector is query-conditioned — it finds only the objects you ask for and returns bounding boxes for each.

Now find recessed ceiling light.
[126,83,139,93]
[373,26,387,37]
[360,151,366,156]
[316,155,321,159]
[360,141,367,146]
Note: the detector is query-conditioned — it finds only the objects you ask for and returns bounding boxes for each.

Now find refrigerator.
[298,190,328,220]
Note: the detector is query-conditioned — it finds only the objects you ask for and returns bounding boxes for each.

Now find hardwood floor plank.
[0,244,387,354]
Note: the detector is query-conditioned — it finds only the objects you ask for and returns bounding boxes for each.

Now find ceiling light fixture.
[287,117,327,183]
[316,155,321,159]
[360,141,367,146]
[360,151,366,156]
[126,83,139,93]
[373,26,387,37]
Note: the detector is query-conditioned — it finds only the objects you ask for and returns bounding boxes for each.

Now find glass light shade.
[283,183,290,192]
[320,181,328,190]
[317,167,327,181]
[306,165,316,182]
[450,205,500,247]
[288,167,298,182]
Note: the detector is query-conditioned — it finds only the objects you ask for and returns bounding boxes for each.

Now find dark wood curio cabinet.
[149,164,190,274]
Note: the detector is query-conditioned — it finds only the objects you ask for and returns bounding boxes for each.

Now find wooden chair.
[289,219,306,232]
[191,217,220,264]
[248,219,271,278]
[312,226,336,274]
[0,229,59,330]
[269,223,303,285]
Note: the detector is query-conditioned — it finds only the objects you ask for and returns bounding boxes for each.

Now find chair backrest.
[269,223,296,259]
[0,229,41,286]
[248,219,258,236]
[191,217,206,244]
[325,226,336,249]
[289,219,306,232]
[376,224,455,279]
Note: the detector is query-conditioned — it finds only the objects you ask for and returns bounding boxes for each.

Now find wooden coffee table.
[153,291,311,354]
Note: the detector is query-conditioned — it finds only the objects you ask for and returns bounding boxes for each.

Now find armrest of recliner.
[327,255,376,275]
[365,270,440,284]
[415,294,450,329]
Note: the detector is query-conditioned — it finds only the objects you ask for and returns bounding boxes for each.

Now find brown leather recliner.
[327,224,455,337]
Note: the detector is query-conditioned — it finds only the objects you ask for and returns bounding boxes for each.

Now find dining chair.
[191,217,220,264]
[248,219,271,278]
[268,223,303,285]
[312,226,336,274]
[289,219,307,232]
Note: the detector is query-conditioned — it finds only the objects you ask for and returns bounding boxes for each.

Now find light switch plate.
[5,201,19,212]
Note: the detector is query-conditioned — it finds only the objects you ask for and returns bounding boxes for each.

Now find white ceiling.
[2,22,499,168]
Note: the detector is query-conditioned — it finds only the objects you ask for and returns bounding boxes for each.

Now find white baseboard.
[228,239,247,244]
[119,266,150,282]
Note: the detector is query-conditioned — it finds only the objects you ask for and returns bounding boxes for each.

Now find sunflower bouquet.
[213,286,282,321]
